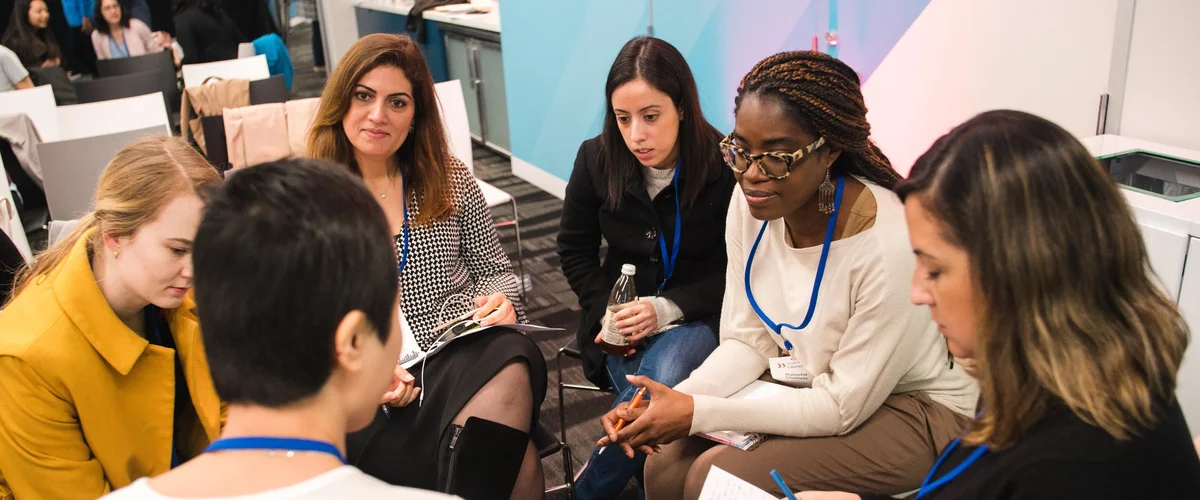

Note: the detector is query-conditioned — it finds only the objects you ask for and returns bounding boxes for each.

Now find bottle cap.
[621,264,636,275]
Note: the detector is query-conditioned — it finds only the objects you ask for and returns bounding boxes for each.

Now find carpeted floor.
[286,22,639,498]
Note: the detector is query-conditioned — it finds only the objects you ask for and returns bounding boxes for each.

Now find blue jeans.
[574,321,718,500]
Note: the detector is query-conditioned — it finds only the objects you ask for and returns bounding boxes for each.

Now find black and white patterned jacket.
[398,158,526,350]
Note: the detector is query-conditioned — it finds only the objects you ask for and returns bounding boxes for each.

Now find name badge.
[769,356,813,388]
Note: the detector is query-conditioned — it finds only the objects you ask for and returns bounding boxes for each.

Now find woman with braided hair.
[595,51,979,499]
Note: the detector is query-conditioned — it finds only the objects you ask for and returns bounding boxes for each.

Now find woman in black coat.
[557,37,734,500]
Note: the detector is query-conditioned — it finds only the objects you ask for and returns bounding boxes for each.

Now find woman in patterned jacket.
[306,34,546,499]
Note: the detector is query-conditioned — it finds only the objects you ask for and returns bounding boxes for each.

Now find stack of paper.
[697,466,779,500]
[696,380,792,451]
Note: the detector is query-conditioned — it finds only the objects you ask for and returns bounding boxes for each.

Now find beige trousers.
[643,391,970,500]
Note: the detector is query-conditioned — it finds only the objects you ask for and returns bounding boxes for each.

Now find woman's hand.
[473,292,516,326]
[614,299,658,343]
[153,31,172,48]
[380,365,420,408]
[596,375,693,458]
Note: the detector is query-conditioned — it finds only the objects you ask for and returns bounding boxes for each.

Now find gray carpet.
[286,24,639,498]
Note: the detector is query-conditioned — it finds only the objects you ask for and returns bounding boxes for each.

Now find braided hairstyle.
[735,51,901,189]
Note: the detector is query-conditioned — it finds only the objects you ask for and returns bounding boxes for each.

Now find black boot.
[436,416,529,500]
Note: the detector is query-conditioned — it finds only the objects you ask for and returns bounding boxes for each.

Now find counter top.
[354,0,500,33]
[354,0,414,16]
[1082,134,1200,237]
[423,7,500,33]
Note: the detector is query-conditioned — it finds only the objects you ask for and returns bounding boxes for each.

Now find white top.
[101,466,460,500]
[674,179,978,437]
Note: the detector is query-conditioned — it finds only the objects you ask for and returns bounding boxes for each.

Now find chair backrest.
[237,42,256,58]
[75,70,162,104]
[434,80,474,172]
[0,85,59,141]
[95,51,180,113]
[48,219,80,247]
[96,50,174,78]
[55,92,171,142]
[182,55,270,89]
[38,126,169,220]
[249,75,289,105]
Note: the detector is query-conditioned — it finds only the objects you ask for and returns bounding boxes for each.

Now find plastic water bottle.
[600,264,637,357]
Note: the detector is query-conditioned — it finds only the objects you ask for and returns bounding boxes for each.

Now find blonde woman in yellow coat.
[0,135,224,500]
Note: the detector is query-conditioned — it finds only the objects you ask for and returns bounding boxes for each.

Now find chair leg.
[509,197,526,302]
[563,442,576,500]
[556,349,568,450]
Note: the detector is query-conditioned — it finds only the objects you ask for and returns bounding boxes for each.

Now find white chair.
[0,85,59,141]
[433,79,526,298]
[48,219,80,246]
[54,92,170,142]
[182,54,270,88]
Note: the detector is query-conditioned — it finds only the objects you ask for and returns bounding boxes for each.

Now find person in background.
[796,110,1200,500]
[291,0,323,72]
[172,0,241,66]
[601,50,978,499]
[0,43,32,89]
[558,36,734,499]
[307,33,546,499]
[100,159,458,500]
[2,0,61,68]
[60,0,95,74]
[91,0,179,65]
[0,136,225,498]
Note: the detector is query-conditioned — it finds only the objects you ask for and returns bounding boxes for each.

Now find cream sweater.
[675,179,978,437]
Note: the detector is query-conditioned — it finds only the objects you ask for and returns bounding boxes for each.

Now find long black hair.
[600,36,723,210]
[93,0,131,35]
[2,0,61,67]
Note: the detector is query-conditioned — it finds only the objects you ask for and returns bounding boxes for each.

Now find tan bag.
[285,98,320,155]
[223,103,290,170]
[180,77,250,154]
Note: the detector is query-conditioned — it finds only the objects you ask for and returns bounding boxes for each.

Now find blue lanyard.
[109,29,130,58]
[656,160,682,292]
[915,438,989,499]
[744,176,844,353]
[205,437,346,463]
[398,172,410,275]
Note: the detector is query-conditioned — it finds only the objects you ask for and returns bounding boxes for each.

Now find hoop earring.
[817,167,835,214]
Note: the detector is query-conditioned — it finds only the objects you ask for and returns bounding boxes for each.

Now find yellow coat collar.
[48,230,222,436]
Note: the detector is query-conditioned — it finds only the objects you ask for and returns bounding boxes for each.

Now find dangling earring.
[817,167,836,214]
[113,250,119,259]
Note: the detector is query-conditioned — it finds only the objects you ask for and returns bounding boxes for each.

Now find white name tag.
[769,356,813,388]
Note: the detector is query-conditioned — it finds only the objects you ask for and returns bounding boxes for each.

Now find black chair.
[96,51,181,114]
[249,75,289,105]
[0,139,47,250]
[554,338,616,499]
[74,70,165,105]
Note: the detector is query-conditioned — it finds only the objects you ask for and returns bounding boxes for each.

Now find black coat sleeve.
[556,141,612,386]
[656,169,735,323]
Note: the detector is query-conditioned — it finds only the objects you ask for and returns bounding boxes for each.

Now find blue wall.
[499,0,930,183]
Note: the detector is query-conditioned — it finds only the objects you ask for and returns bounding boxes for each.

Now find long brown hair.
[306,33,454,226]
[735,51,900,190]
[897,110,1189,449]
[599,37,723,210]
[6,135,221,304]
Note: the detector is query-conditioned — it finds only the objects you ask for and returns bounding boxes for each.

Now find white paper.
[728,379,793,400]
[396,309,563,369]
[697,466,778,500]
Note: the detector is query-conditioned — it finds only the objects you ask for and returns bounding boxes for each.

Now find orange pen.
[599,386,648,455]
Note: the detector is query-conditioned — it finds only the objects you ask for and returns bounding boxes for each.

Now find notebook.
[698,466,779,500]
[696,380,793,451]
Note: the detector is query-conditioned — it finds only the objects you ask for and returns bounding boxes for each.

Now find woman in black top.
[558,37,734,500]
[798,110,1200,500]
[3,0,61,68]
[172,0,241,65]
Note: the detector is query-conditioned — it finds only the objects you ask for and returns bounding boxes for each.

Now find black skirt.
[346,327,547,489]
